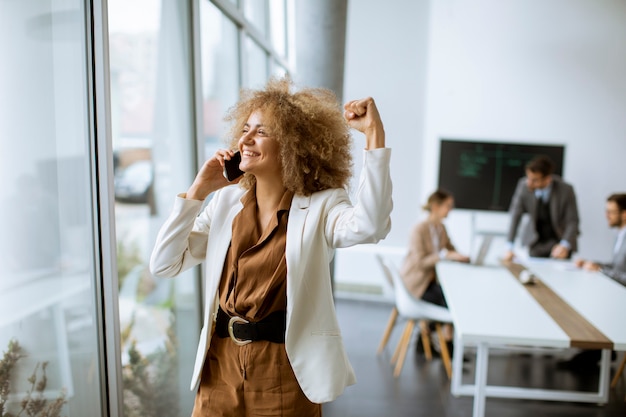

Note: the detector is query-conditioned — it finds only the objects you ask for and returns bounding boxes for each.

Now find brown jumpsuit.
[192,187,321,417]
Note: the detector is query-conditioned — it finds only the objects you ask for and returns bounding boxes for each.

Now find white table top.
[437,262,570,348]
[524,259,626,351]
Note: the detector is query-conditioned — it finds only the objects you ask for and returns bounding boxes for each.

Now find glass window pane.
[269,0,287,57]
[270,59,288,78]
[243,0,267,37]
[0,1,103,415]
[199,1,240,160]
[108,0,201,415]
[245,36,269,89]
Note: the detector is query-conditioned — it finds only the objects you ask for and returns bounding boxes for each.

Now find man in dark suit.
[503,155,580,262]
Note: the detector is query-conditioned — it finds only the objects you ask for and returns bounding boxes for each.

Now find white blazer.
[149,148,392,403]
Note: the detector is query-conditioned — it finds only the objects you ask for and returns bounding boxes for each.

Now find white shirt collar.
[534,183,552,202]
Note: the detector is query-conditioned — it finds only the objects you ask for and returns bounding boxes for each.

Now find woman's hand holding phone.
[186,149,243,201]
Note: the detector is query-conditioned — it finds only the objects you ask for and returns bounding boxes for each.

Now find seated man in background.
[503,155,580,261]
[558,193,626,371]
[574,193,626,286]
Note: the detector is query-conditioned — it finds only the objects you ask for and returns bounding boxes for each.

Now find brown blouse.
[218,185,294,321]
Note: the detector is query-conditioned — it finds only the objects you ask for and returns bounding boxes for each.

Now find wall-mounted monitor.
[437,139,565,212]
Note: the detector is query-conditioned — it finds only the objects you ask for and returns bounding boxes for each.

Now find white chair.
[375,254,400,355]
[375,254,453,378]
[375,254,430,358]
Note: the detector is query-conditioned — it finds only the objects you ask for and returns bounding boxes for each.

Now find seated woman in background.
[400,189,469,350]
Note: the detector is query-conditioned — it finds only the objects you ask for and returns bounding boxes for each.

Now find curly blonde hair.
[224,76,353,196]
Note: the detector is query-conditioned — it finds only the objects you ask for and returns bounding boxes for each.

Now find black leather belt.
[215,307,286,345]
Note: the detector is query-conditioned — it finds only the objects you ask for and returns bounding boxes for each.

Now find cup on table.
[519,269,536,285]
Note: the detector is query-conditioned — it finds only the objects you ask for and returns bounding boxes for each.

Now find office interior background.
[0,0,625,415]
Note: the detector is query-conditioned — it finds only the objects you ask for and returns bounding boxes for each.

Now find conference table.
[437,259,626,417]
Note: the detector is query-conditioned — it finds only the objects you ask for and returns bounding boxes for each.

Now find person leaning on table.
[557,193,626,371]
[503,155,580,261]
[149,76,392,416]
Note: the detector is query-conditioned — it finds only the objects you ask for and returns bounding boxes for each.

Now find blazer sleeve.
[599,243,626,286]
[399,222,438,299]
[149,192,217,278]
[556,182,580,248]
[412,222,440,270]
[326,148,393,248]
[600,266,626,286]
[442,225,457,252]
[507,178,527,243]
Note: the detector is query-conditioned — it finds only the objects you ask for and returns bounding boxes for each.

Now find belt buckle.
[228,316,252,346]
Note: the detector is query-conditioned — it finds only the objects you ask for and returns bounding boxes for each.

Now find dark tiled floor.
[323,298,626,417]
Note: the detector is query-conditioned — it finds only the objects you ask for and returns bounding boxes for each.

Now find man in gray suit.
[575,193,626,285]
[503,155,580,261]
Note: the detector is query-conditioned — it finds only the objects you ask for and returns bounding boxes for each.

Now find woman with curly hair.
[150,76,392,416]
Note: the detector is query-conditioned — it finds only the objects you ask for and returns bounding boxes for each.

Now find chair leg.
[377,307,398,354]
[419,320,433,360]
[391,320,412,365]
[394,320,415,377]
[435,323,452,379]
[611,352,626,389]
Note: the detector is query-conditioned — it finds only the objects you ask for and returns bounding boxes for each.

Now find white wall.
[337,0,626,291]
[339,0,431,288]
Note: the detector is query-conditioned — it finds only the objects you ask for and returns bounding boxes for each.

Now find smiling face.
[237,110,282,181]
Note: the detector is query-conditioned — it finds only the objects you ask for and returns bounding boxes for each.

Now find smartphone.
[223,151,244,182]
